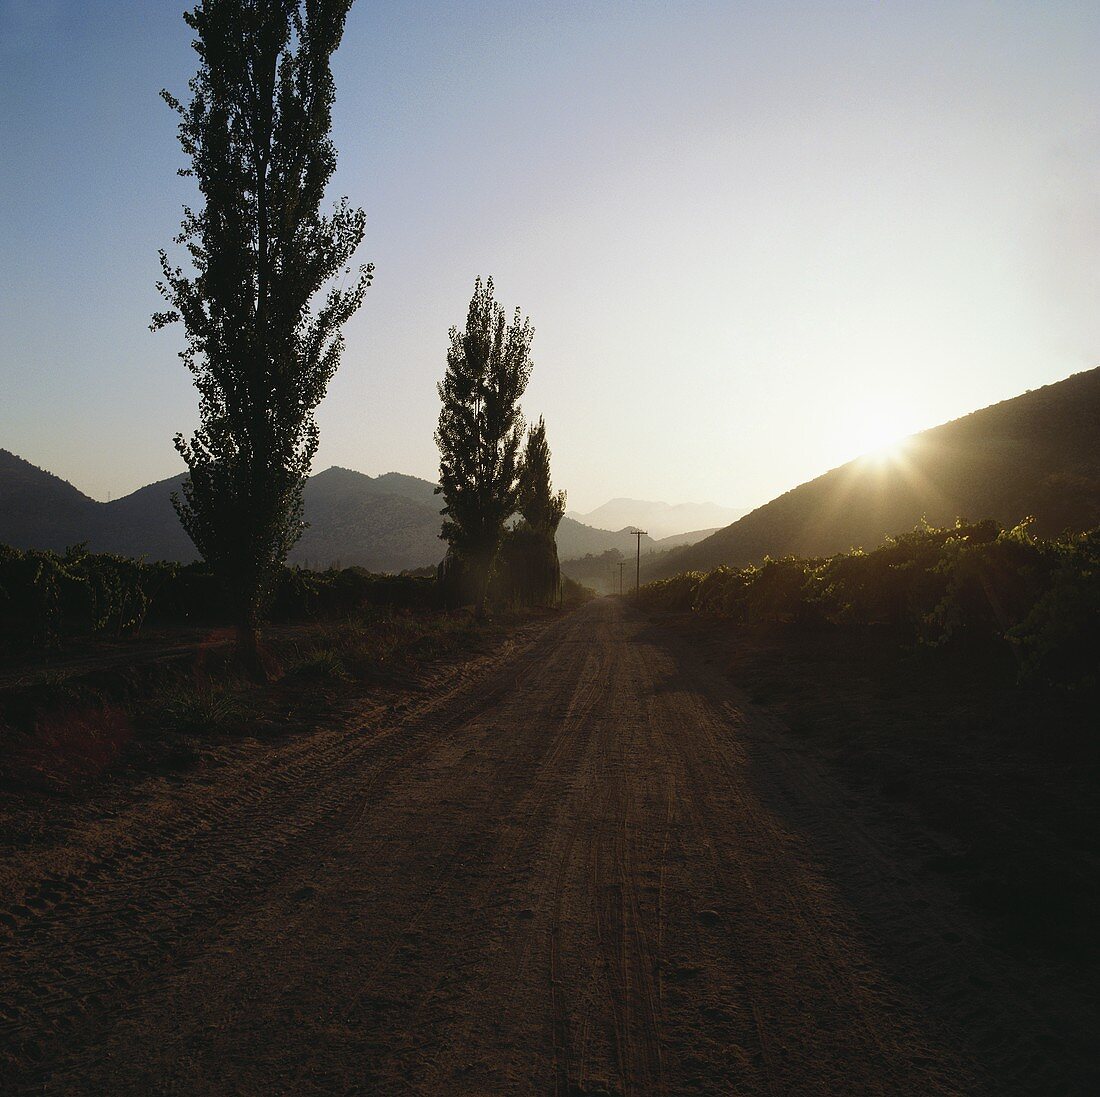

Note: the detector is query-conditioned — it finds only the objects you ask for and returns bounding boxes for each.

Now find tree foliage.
[153,0,371,646]
[518,416,566,535]
[435,277,533,610]
[499,416,567,606]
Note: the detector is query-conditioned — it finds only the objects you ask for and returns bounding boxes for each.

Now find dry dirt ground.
[1,599,1096,1095]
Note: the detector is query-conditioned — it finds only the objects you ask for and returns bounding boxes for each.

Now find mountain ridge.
[0,453,714,572]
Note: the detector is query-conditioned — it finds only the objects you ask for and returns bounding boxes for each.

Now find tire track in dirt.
[0,615,569,1093]
[65,609,607,1096]
[3,599,1094,1095]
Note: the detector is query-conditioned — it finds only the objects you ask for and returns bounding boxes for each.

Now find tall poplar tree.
[435,277,533,615]
[153,0,370,668]
[506,416,567,606]
[518,417,566,536]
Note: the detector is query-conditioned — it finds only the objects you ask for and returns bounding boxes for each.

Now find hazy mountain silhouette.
[568,498,740,539]
[366,471,442,508]
[0,453,709,572]
[648,368,1100,580]
[15,362,1088,578]
[0,457,447,572]
[554,520,657,559]
[654,527,721,549]
[99,474,195,561]
[294,467,445,572]
[552,523,720,559]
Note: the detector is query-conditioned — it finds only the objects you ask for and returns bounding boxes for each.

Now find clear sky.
[2,1,1098,513]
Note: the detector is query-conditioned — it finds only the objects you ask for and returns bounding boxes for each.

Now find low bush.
[158,683,248,735]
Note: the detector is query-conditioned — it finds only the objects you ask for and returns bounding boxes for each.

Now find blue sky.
[2,1,1098,512]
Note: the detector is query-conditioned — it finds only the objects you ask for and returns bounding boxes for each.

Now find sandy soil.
[1,599,1094,1095]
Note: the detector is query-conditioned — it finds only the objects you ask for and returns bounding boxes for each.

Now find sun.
[845,403,917,466]
[861,425,911,463]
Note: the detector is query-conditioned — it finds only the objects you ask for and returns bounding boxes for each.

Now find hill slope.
[655,527,719,549]
[649,368,1100,579]
[295,467,445,572]
[98,474,194,561]
[0,450,100,550]
[555,519,659,560]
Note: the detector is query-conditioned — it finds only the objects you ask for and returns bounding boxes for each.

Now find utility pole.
[631,529,647,593]
[618,560,625,595]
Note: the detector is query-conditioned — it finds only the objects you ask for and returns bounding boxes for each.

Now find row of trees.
[436,277,565,615]
[154,1,566,671]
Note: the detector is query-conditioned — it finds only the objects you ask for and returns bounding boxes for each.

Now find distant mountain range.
[0,456,446,572]
[0,453,717,572]
[568,498,741,540]
[647,367,1100,580]
[11,368,1091,579]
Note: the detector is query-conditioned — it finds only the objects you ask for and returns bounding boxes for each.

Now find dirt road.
[1,600,1093,1094]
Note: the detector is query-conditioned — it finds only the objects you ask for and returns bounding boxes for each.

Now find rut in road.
[1,600,1091,1095]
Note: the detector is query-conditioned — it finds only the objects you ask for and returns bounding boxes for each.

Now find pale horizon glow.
[2,2,1099,516]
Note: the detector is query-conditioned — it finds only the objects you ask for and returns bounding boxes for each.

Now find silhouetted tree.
[153,0,371,671]
[511,416,566,605]
[518,416,566,535]
[435,277,533,615]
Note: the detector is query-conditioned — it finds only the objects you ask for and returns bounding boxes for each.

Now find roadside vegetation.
[0,545,433,655]
[0,556,589,797]
[638,518,1099,688]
